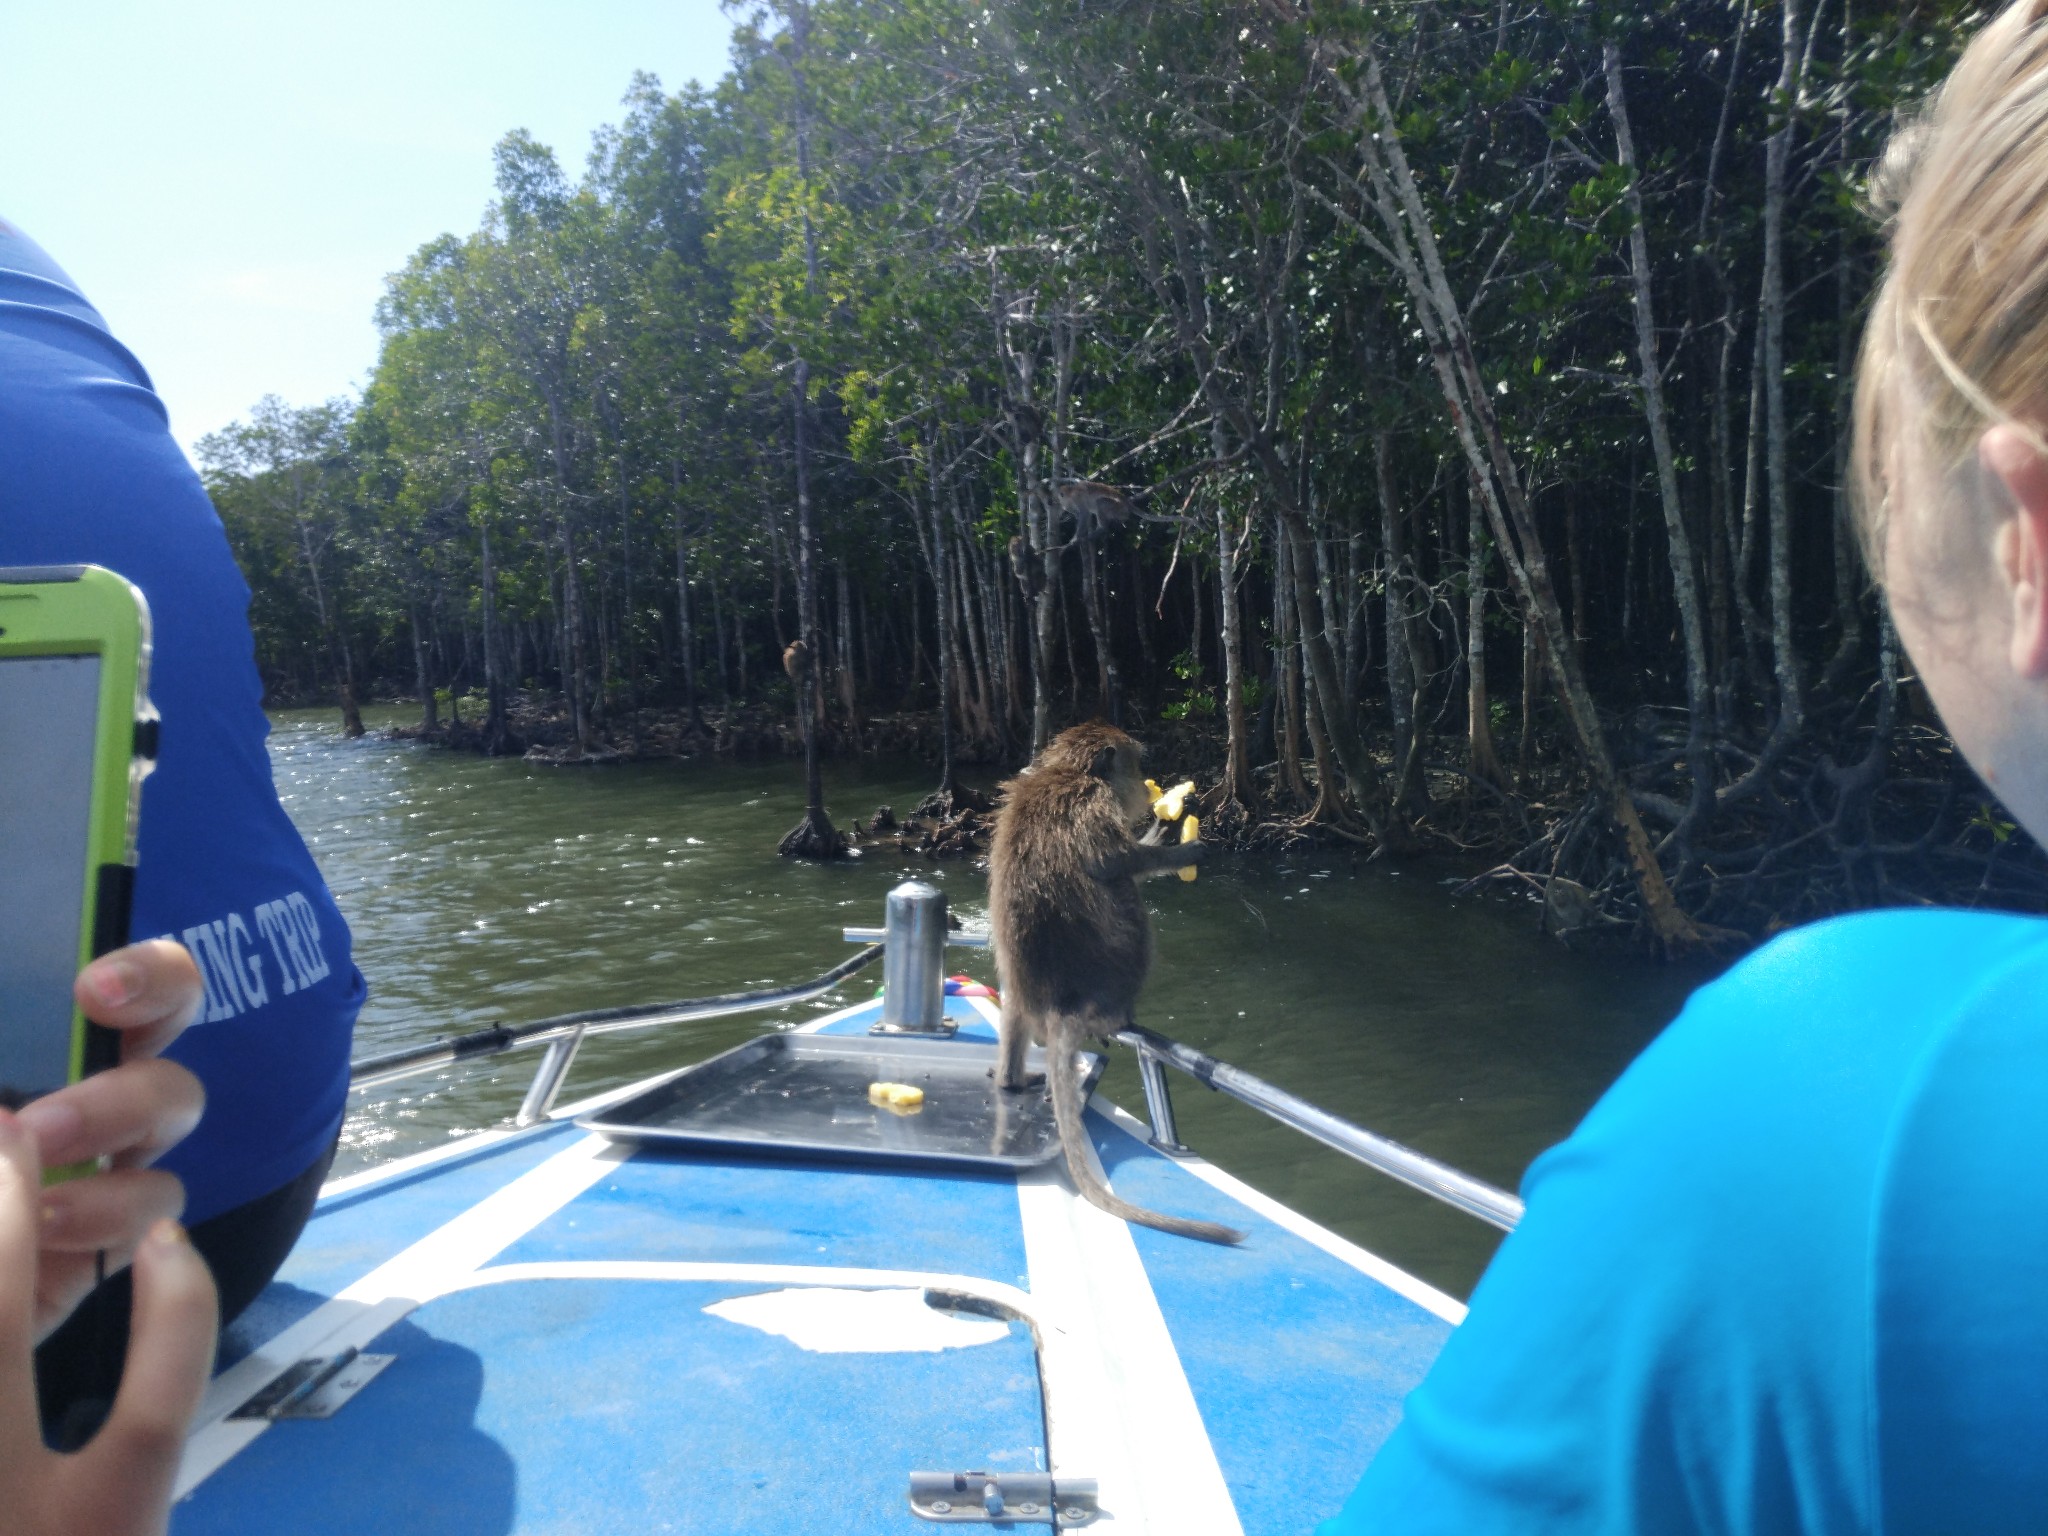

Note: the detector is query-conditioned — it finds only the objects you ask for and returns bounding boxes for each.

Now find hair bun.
[1866,115,1932,228]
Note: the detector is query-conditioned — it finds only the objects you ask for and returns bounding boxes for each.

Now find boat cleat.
[909,1470,1099,1526]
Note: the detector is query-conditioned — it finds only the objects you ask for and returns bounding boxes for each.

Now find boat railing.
[1112,1024,1523,1231]
[345,879,1522,1230]
[345,943,885,1124]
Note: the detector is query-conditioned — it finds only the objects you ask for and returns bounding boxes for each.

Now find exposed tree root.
[778,807,848,860]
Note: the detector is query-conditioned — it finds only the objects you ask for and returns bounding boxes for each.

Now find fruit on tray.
[868,1081,925,1114]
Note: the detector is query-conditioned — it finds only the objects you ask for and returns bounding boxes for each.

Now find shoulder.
[1597,901,2048,1122]
[994,765,1112,825]
[1333,909,2048,1533]
[1711,906,2048,999]
[1546,908,2048,1213]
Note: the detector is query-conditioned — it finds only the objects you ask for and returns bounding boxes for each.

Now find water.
[272,706,1702,1298]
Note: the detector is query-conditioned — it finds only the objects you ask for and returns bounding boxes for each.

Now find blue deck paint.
[219,1123,585,1369]
[185,1001,1458,1532]
[183,1278,1047,1536]
[494,1146,1032,1286]
[1090,1114,1450,1534]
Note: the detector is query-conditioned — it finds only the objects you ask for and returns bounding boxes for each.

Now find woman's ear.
[1980,423,2048,679]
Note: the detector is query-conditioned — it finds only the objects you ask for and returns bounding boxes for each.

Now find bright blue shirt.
[1324,907,2048,1534]
[0,217,361,1223]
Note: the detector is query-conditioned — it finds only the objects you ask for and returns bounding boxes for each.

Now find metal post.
[1133,1044,1185,1153]
[514,1023,587,1126]
[877,879,950,1034]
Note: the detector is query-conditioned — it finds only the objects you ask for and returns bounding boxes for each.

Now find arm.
[1087,840,1206,883]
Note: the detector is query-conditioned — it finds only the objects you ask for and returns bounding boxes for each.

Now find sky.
[0,0,739,457]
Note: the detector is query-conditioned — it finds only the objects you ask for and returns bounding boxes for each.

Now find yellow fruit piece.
[1151,780,1194,821]
[1145,778,1162,802]
[868,1081,925,1114]
[1179,813,1200,882]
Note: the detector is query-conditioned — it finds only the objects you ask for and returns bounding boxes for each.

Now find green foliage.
[198,0,1988,855]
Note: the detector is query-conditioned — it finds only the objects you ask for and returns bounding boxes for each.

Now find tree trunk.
[479,513,512,755]
[1606,41,1714,839]
[411,604,437,732]
[292,512,362,738]
[674,480,703,732]
[925,456,958,797]
[1760,0,1806,745]
[1464,471,1506,787]
[778,357,842,858]
[1215,493,1255,807]
[1275,516,1310,805]
[558,509,594,753]
[1077,528,1118,722]
[777,0,842,859]
[1320,45,1697,942]
[836,564,861,745]
[1376,430,1425,819]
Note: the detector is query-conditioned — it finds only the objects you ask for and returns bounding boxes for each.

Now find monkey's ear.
[1089,744,1118,780]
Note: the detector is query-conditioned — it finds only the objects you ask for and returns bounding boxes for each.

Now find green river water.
[273,706,1702,1299]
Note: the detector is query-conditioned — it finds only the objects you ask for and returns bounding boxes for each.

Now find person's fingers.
[38,1167,186,1253]
[0,1110,48,1459]
[74,939,203,1060]
[65,1218,216,1526]
[15,1057,203,1170]
[32,1248,112,1343]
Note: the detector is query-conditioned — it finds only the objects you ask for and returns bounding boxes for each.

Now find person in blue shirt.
[0,216,363,1438]
[1326,5,2048,1531]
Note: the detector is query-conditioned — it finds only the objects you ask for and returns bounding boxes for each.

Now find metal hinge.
[230,1346,394,1421]
[909,1471,1099,1526]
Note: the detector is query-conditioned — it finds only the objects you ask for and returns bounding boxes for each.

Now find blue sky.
[0,1,737,456]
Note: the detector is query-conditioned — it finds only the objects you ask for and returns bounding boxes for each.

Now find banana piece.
[1151,780,1194,822]
[1178,812,1200,882]
[868,1081,925,1114]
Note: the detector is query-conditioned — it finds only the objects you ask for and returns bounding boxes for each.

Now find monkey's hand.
[1095,841,1207,882]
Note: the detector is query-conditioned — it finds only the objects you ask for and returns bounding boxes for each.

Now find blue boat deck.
[170,994,1460,1534]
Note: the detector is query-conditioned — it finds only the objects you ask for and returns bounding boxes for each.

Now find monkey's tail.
[1049,1034,1246,1246]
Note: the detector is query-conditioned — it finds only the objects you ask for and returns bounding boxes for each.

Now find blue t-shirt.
[1324,907,2048,1534]
[0,217,360,1223]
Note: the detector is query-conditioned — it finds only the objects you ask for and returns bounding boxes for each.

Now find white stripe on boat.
[1018,1142,1246,1535]
[318,1125,528,1198]
[178,1133,623,1498]
[1093,1097,1468,1326]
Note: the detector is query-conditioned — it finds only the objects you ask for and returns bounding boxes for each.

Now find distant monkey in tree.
[782,639,810,681]
[1008,535,1042,600]
[988,722,1242,1244]
[1056,480,1136,536]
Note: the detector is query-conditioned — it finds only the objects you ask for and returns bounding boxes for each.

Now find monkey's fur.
[1055,479,1135,533]
[989,723,1244,1245]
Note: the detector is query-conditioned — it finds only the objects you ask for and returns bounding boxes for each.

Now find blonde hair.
[1852,0,2048,577]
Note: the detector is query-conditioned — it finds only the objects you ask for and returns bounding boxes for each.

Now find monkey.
[782,639,810,680]
[1008,534,1042,601]
[1055,479,1136,535]
[988,722,1245,1245]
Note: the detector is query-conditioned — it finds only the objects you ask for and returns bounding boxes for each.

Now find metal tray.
[576,1032,1103,1171]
